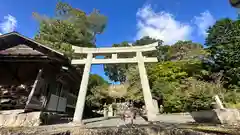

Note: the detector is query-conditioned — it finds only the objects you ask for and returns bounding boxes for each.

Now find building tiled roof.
[0,44,44,56]
[0,32,68,62]
[0,32,82,82]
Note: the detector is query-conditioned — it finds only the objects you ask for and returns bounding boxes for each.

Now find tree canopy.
[104,36,162,83]
[104,41,131,83]
[206,18,240,88]
[34,2,107,58]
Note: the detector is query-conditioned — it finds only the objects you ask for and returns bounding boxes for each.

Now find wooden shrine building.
[0,32,81,115]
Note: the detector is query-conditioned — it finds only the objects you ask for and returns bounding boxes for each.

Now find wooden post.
[25,69,43,111]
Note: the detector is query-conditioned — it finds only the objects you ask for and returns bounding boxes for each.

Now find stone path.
[83,114,195,128]
[0,114,195,135]
[3,114,239,135]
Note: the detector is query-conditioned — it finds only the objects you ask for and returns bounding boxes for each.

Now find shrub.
[158,78,228,113]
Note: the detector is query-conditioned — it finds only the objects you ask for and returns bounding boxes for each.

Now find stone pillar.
[214,95,224,109]
[152,99,159,114]
[73,53,93,123]
[108,104,113,117]
[159,105,164,114]
[103,104,108,118]
[136,51,157,121]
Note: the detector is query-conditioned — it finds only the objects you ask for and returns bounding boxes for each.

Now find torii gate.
[71,42,160,123]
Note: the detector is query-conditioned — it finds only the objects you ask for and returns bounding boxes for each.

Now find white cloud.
[135,5,192,45]
[135,5,216,44]
[0,15,17,34]
[194,11,215,37]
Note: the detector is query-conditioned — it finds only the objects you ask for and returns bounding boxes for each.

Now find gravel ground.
[1,114,239,135]
[84,114,194,128]
[1,121,239,135]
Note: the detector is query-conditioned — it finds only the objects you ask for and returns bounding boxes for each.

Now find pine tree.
[33,2,107,58]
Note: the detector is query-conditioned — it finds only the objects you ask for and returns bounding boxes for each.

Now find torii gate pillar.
[137,51,157,120]
[73,53,93,123]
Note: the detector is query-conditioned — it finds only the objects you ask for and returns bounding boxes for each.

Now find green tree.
[149,62,226,113]
[148,61,188,83]
[88,74,108,91]
[104,42,131,83]
[133,36,162,57]
[132,40,207,112]
[104,36,161,83]
[168,41,206,61]
[86,84,110,109]
[33,2,108,114]
[124,65,144,101]
[34,2,107,58]
[86,74,109,109]
[206,18,240,87]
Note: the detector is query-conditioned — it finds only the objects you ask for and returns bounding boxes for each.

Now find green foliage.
[148,61,208,112]
[33,2,108,111]
[124,65,144,101]
[118,40,210,113]
[104,36,162,83]
[88,74,108,90]
[225,103,240,109]
[223,90,240,104]
[148,61,188,83]
[182,78,225,111]
[133,36,161,46]
[168,41,206,60]
[158,78,227,113]
[86,74,109,109]
[133,36,163,57]
[206,18,240,87]
[34,2,107,58]
[229,0,240,8]
[104,42,131,83]
[156,40,207,62]
[86,83,110,109]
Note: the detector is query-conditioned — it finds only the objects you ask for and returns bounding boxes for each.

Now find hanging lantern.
[229,0,240,8]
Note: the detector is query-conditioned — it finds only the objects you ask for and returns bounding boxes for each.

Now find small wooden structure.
[0,32,81,115]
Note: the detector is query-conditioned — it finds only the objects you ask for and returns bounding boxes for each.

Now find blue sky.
[0,0,238,83]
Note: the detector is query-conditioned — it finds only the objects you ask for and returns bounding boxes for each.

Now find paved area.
[2,114,240,135]
[83,114,195,128]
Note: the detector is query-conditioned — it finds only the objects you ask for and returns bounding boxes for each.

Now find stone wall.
[0,110,42,127]
[0,84,32,110]
[191,109,240,125]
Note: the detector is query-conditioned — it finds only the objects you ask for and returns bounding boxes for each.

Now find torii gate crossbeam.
[72,42,160,124]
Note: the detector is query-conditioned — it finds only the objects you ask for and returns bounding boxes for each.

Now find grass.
[225,103,240,109]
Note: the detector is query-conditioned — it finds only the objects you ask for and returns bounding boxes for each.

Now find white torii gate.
[71,42,160,123]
